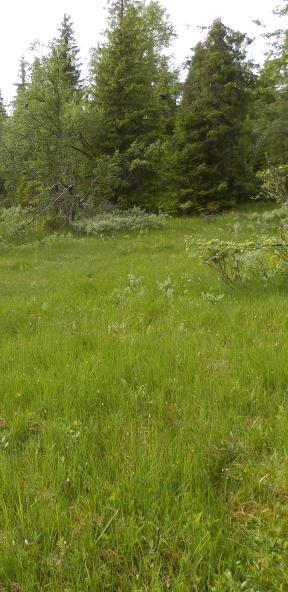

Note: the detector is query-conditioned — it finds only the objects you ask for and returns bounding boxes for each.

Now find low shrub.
[71,207,167,237]
[257,164,288,203]
[186,232,288,285]
[186,166,288,286]
[0,206,31,242]
[247,204,288,230]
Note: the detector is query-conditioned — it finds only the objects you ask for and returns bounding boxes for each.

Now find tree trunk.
[120,0,124,21]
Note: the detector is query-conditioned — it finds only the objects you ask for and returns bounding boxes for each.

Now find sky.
[0,0,281,106]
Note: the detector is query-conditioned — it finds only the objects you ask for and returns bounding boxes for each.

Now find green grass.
[1,210,288,591]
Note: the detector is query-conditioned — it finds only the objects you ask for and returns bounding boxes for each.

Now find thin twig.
[95,509,119,545]
[14,186,72,235]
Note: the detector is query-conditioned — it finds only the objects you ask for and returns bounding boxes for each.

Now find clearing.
[1,210,288,591]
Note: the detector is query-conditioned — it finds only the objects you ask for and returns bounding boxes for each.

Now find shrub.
[0,206,31,243]
[249,204,288,229]
[71,207,167,237]
[186,233,288,285]
[257,164,288,204]
[186,165,288,286]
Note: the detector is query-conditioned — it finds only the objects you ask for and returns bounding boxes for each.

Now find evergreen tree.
[54,14,82,90]
[90,0,177,207]
[169,19,256,212]
[14,56,29,94]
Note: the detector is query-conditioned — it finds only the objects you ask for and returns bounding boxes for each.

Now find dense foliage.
[0,0,288,219]
[187,164,288,285]
[165,20,257,213]
[71,207,166,236]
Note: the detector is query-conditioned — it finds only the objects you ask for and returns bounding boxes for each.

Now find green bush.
[0,206,31,243]
[257,164,288,203]
[186,232,288,285]
[71,207,167,237]
[186,166,288,286]
[247,204,288,230]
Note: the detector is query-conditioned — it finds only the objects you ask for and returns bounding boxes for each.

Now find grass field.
[1,209,288,591]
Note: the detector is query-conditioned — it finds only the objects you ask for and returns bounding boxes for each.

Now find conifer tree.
[90,0,177,207]
[15,56,29,94]
[169,19,256,212]
[55,14,82,91]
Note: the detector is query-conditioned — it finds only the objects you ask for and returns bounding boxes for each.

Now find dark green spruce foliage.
[57,13,82,90]
[169,20,256,212]
[90,0,177,208]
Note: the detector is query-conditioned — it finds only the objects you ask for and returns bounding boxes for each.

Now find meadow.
[1,209,288,591]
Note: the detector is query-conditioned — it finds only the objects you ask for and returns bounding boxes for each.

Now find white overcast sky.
[0,0,281,106]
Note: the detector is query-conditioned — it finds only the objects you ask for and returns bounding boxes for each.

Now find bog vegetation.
[1,0,288,590]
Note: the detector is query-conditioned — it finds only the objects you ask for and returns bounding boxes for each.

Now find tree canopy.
[0,1,287,216]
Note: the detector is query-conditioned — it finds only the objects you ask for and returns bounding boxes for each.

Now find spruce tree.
[14,56,29,94]
[170,19,256,212]
[55,14,82,91]
[90,0,177,207]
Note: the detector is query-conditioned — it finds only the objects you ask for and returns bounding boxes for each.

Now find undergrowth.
[71,207,167,237]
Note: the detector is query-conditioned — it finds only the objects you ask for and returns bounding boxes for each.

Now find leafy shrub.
[186,233,288,285]
[248,204,288,229]
[257,164,288,203]
[0,206,31,243]
[186,165,288,286]
[71,207,167,237]
[248,165,288,230]
[158,190,229,216]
